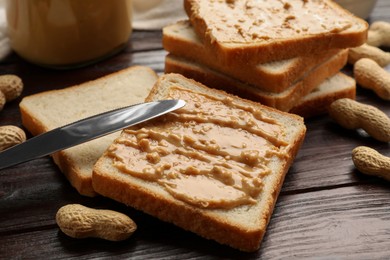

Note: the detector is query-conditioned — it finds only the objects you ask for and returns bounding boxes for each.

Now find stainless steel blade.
[0,99,186,170]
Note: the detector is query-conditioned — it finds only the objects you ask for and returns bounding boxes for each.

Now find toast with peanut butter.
[184,0,368,65]
[92,73,306,252]
[165,49,348,111]
[19,66,158,196]
[163,20,341,93]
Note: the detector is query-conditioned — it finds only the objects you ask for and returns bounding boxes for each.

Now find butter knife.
[0,99,186,170]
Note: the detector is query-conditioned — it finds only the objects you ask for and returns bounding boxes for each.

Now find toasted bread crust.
[52,151,97,196]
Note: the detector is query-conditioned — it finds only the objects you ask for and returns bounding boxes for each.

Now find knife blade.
[0,99,186,170]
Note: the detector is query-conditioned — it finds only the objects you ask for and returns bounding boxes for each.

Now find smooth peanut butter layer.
[108,86,290,209]
[192,0,354,43]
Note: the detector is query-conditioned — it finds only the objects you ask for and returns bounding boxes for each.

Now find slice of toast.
[163,20,340,93]
[184,0,368,65]
[164,49,348,111]
[290,73,356,118]
[19,66,158,196]
[92,73,306,252]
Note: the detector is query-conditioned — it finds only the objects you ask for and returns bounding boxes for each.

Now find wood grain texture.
[1,1,390,259]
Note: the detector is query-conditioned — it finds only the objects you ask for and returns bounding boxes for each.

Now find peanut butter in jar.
[6,0,133,69]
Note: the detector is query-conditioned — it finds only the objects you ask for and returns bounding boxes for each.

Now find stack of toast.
[163,0,369,117]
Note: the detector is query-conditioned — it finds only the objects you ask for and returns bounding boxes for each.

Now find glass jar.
[6,0,133,69]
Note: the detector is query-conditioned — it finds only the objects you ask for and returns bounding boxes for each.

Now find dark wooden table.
[1,1,390,259]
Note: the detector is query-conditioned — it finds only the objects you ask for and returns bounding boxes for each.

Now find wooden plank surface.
[1,1,390,259]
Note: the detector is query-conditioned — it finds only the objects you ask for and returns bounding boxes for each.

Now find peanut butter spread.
[196,0,354,43]
[108,86,290,209]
